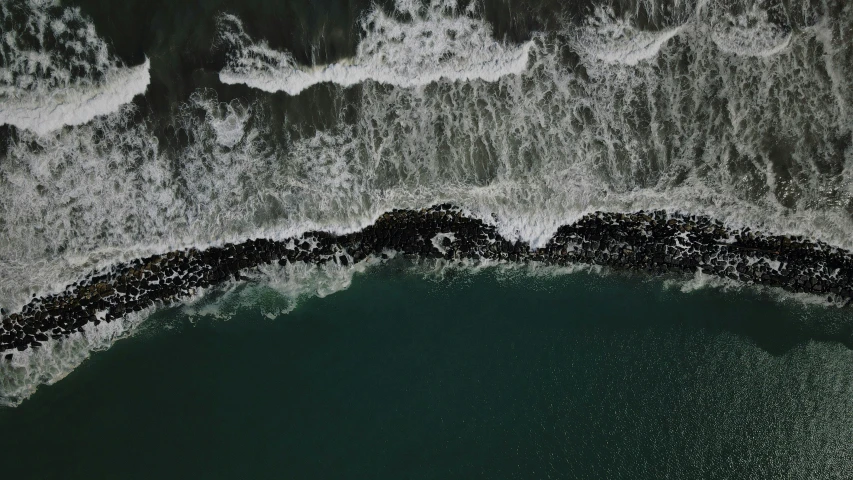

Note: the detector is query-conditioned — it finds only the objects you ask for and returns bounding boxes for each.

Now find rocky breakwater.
[3,205,853,359]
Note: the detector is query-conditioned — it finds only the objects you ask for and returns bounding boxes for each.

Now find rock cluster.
[3,205,853,358]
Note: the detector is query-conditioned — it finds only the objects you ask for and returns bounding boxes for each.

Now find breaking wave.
[217,0,533,95]
[573,6,687,65]
[0,0,149,134]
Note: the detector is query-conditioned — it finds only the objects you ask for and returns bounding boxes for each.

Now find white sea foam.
[430,232,457,255]
[0,59,150,135]
[188,91,252,148]
[181,255,381,323]
[3,0,851,312]
[0,0,150,134]
[666,268,845,310]
[217,0,533,95]
[0,308,151,407]
[709,6,792,57]
[3,0,852,311]
[574,6,686,65]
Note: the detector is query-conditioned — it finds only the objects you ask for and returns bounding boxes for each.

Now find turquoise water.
[2,266,851,479]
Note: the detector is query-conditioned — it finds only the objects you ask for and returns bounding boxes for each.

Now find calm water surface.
[2,267,851,479]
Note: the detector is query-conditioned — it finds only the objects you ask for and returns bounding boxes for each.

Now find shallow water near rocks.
[1,266,851,479]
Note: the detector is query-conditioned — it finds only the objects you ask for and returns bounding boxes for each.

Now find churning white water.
[217,1,533,94]
[1,0,852,405]
[0,0,150,134]
[1,0,851,310]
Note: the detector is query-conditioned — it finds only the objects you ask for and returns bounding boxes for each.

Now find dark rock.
[7,205,853,354]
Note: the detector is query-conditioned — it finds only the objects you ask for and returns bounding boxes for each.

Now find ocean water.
[2,264,852,479]
[2,0,853,474]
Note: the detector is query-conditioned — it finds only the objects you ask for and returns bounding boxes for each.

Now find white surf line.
[217,1,533,95]
[574,6,687,66]
[0,59,151,135]
[575,2,795,66]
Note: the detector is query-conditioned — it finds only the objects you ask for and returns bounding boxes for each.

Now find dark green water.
[2,267,852,479]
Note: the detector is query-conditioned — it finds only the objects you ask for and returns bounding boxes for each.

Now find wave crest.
[573,6,686,65]
[217,0,532,95]
[0,0,150,134]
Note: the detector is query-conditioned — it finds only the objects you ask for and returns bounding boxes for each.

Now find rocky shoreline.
[3,204,853,359]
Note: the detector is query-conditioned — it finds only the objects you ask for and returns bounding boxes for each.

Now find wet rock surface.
[2,205,853,356]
